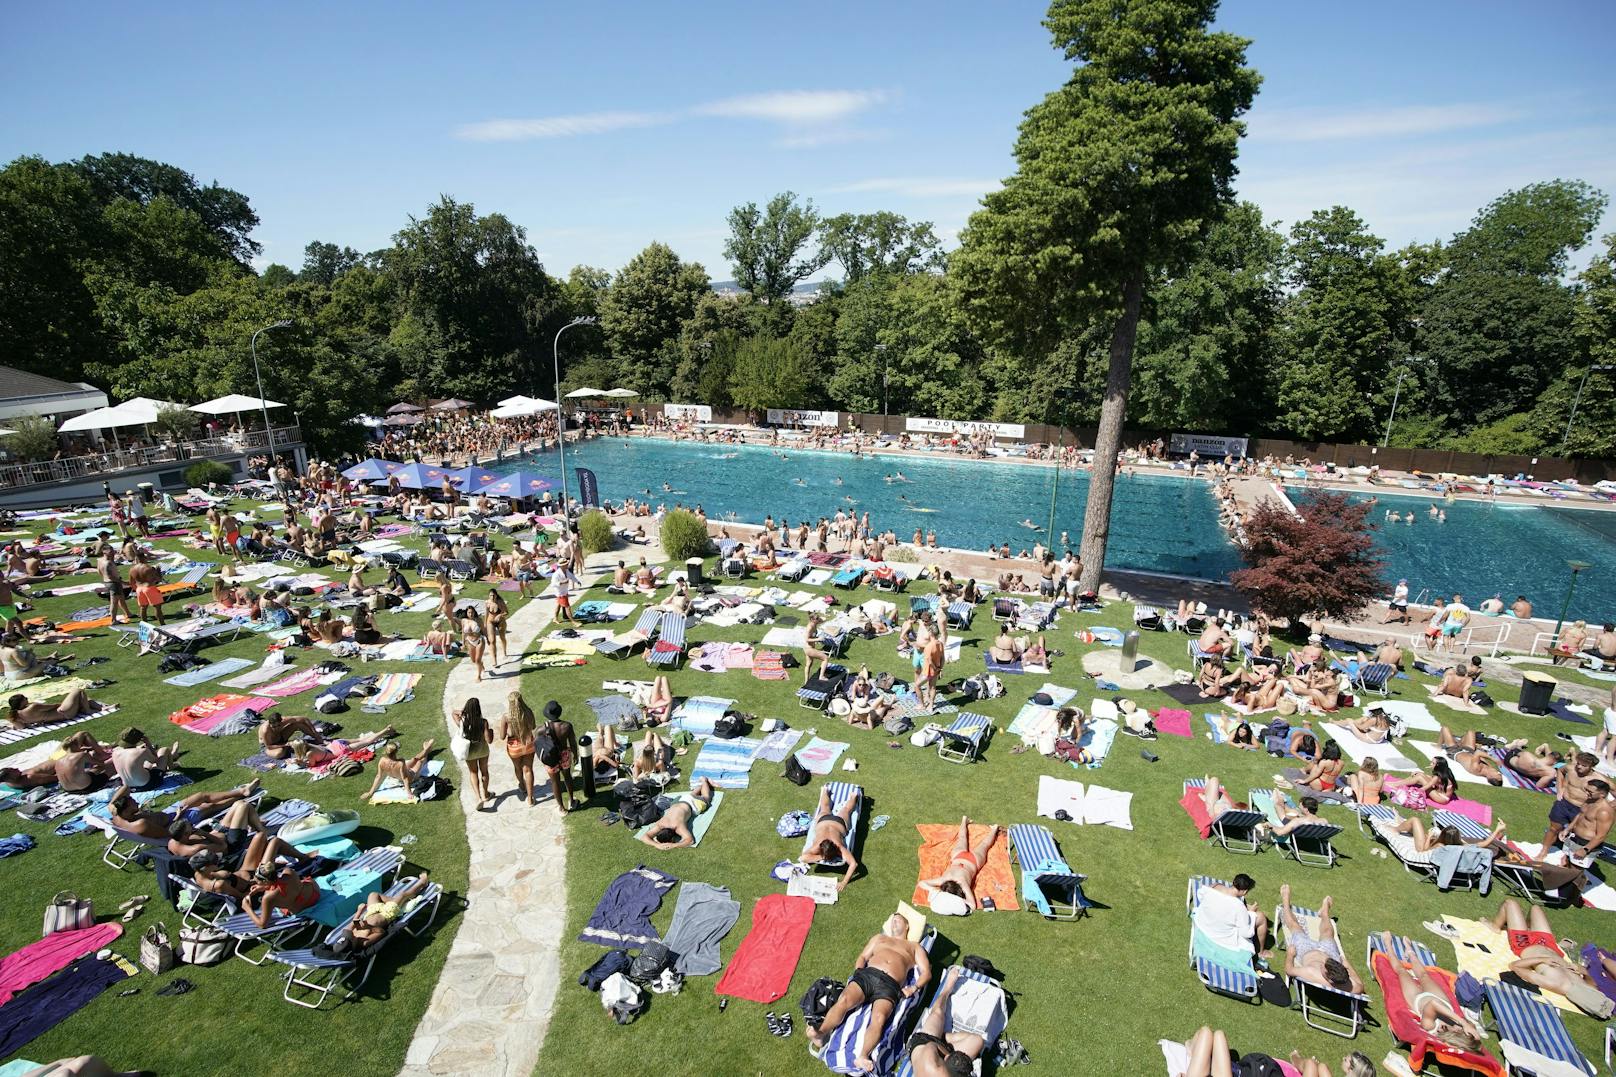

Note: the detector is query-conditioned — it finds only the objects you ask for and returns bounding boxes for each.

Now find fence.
[0,425,303,491]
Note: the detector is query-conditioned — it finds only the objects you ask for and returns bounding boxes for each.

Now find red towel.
[0,923,122,1006]
[1180,789,1214,840]
[714,894,814,1003]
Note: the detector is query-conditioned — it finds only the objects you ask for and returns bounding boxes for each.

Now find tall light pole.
[873,344,889,418]
[553,315,596,514]
[251,319,292,455]
[1382,362,1422,448]
[1560,365,1613,454]
[1553,560,1590,637]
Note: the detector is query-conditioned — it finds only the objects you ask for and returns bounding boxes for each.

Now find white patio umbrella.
[188,393,286,415]
[602,387,639,398]
[565,387,606,399]
[490,397,558,419]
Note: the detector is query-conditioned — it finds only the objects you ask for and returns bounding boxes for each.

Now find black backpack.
[629,941,674,982]
[713,714,744,739]
[799,977,844,1028]
[783,755,811,787]
[962,955,1004,981]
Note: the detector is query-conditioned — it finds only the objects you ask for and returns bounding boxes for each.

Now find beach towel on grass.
[636,790,724,846]
[257,667,327,698]
[1154,708,1193,738]
[794,736,848,775]
[2,677,93,704]
[580,865,679,950]
[0,741,63,775]
[370,673,422,707]
[56,773,195,835]
[761,626,807,650]
[169,694,272,734]
[0,956,133,1059]
[1371,699,1442,733]
[1202,711,1247,744]
[585,695,640,730]
[755,728,804,763]
[670,696,734,737]
[0,923,122,1006]
[1320,723,1418,771]
[1403,741,1494,785]
[1034,776,1132,829]
[714,894,815,1003]
[1071,719,1119,769]
[911,823,1018,911]
[0,706,115,748]
[1438,915,1582,1016]
[752,652,788,680]
[220,661,293,689]
[369,759,444,804]
[1425,684,1488,716]
[689,738,762,789]
[1007,683,1077,740]
[161,656,255,687]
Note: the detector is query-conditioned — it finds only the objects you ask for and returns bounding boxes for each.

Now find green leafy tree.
[729,335,812,413]
[300,241,363,285]
[2,414,61,462]
[954,0,1259,591]
[260,264,296,288]
[672,292,763,404]
[69,151,260,263]
[818,212,943,284]
[1527,231,1616,457]
[598,243,709,397]
[153,403,198,441]
[0,156,104,382]
[722,192,829,304]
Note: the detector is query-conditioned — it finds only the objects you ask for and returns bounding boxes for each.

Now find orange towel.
[911,824,1018,912]
[57,617,114,632]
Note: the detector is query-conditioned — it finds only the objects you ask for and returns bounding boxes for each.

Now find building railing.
[0,425,302,491]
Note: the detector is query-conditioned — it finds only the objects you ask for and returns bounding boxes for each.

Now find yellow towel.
[533,638,597,657]
[1439,915,1579,1014]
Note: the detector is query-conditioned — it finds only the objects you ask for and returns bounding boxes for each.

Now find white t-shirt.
[1392,583,1408,605]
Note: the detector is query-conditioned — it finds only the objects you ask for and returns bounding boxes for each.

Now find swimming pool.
[1287,487,1616,622]
[511,438,1243,580]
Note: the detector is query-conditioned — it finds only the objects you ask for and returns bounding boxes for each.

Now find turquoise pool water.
[1288,487,1616,622]
[513,439,1242,580]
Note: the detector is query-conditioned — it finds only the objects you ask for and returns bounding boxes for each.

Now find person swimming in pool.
[1019,519,1042,530]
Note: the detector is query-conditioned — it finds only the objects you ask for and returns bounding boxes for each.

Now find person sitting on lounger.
[1262,792,1327,838]
[1434,726,1506,785]
[244,859,323,927]
[1377,932,1484,1053]
[800,783,861,891]
[1384,814,1506,852]
[1197,619,1230,656]
[185,830,312,900]
[1277,884,1364,996]
[335,872,434,949]
[1197,873,1269,960]
[1489,897,1615,1018]
[107,780,260,840]
[1346,758,1383,805]
[1374,638,1405,672]
[636,777,716,849]
[905,966,1004,1077]
[808,912,933,1073]
[110,727,184,791]
[918,815,1001,913]
[4,688,103,729]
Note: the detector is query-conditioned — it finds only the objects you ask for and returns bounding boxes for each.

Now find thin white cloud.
[1246,102,1529,143]
[694,90,886,125]
[828,177,1002,198]
[455,111,667,141]
[775,128,889,150]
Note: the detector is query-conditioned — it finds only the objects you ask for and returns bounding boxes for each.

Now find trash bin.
[136,482,155,505]
[686,557,703,587]
[1518,670,1556,716]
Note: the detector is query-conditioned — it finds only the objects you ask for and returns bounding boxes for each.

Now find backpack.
[410,775,452,801]
[712,714,744,740]
[1262,719,1291,754]
[883,715,913,736]
[799,977,844,1028]
[329,757,363,778]
[628,941,674,982]
[782,755,811,787]
[961,954,1004,981]
[1469,690,1494,707]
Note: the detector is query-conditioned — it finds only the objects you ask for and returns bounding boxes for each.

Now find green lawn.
[534,569,1615,1076]
[0,507,476,1074]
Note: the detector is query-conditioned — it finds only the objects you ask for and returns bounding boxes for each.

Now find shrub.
[2,414,60,462]
[184,460,235,489]
[1229,493,1385,625]
[154,404,198,442]
[659,508,711,561]
[577,509,614,554]
[884,545,919,563]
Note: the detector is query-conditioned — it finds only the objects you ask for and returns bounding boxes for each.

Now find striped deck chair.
[1484,978,1595,1077]
[1368,816,1443,884]
[268,876,443,1008]
[593,608,661,660]
[1365,934,1505,1077]
[645,611,687,668]
[797,671,847,711]
[908,595,937,616]
[830,566,865,589]
[219,845,404,965]
[1273,903,1368,1037]
[1347,801,1398,835]
[935,712,991,764]
[803,782,862,872]
[1183,779,1265,855]
[1008,824,1088,921]
[1350,662,1396,696]
[1133,605,1165,630]
[1185,876,1259,1002]
[1433,811,1570,908]
[892,967,1008,1077]
[819,925,937,1075]
[944,601,973,629]
[1251,787,1341,867]
[992,597,1020,622]
[173,799,319,930]
[444,558,478,581]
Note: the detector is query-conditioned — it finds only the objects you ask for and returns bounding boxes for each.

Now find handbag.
[43,892,94,936]
[178,925,229,966]
[140,923,176,974]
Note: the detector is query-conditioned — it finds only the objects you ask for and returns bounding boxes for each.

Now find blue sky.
[4,1,1613,280]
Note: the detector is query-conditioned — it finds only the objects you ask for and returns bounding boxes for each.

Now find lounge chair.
[802,782,862,873]
[443,558,478,581]
[1250,787,1342,867]
[1183,779,1265,855]
[218,845,405,965]
[992,597,1019,622]
[1375,808,1493,892]
[892,966,1008,1077]
[1188,638,1225,663]
[1273,902,1368,1037]
[1349,662,1395,696]
[1484,978,1593,1077]
[1008,823,1089,921]
[1133,605,1166,631]
[868,566,905,593]
[776,557,810,582]
[936,712,992,764]
[170,800,320,929]
[415,557,444,580]
[645,611,687,668]
[830,566,865,589]
[721,555,748,579]
[1429,811,1574,907]
[908,595,937,616]
[267,875,443,1008]
[819,923,937,1076]
[114,616,244,656]
[593,608,661,660]
[1366,934,1503,1077]
[1185,876,1259,1002]
[797,669,848,710]
[944,601,973,629]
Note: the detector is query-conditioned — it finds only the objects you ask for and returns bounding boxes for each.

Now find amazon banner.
[575,467,600,507]
[766,408,841,427]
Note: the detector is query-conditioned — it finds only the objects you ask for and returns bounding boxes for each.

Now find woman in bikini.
[459,605,486,682]
[641,675,673,727]
[630,731,673,782]
[803,614,831,686]
[1378,932,1484,1054]
[360,738,437,801]
[1386,814,1506,852]
[1436,726,1505,785]
[799,784,861,891]
[918,815,1000,911]
[484,589,509,665]
[1346,758,1384,804]
[1340,711,1390,745]
[500,692,538,807]
[244,860,322,927]
[1285,740,1345,794]
[187,830,311,901]
[339,873,434,949]
[453,696,493,810]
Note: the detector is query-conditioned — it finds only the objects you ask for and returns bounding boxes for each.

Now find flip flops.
[156,977,195,996]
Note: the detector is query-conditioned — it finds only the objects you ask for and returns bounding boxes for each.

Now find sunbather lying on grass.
[4,687,104,728]
[0,731,112,792]
[1171,1027,1376,1077]
[637,777,716,849]
[1435,725,1511,785]
[918,815,1000,913]
[809,913,932,1074]
[1277,884,1363,995]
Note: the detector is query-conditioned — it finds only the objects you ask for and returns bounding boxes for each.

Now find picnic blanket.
[1438,915,1580,1015]
[161,656,255,687]
[1320,723,1418,771]
[911,823,1018,911]
[371,673,422,706]
[793,736,848,775]
[755,728,805,763]
[714,894,815,1003]
[636,790,724,845]
[370,760,444,804]
[258,667,328,698]
[689,737,763,789]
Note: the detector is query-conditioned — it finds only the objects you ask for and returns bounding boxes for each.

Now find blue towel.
[162,656,256,687]
[690,737,762,789]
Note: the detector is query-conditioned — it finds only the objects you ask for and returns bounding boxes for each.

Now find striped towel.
[0,706,117,748]
[162,657,256,687]
[752,652,787,680]
[258,668,327,698]
[690,737,764,789]
[372,673,422,707]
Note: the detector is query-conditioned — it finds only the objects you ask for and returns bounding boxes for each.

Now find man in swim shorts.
[127,555,165,625]
[809,912,932,1073]
[1561,779,1612,864]
[1543,752,1599,850]
[1440,594,1469,652]
[1278,884,1364,995]
[1490,897,1615,1019]
[637,777,716,849]
[918,815,1001,912]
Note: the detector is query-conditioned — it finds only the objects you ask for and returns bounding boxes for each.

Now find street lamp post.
[1383,367,1412,448]
[1553,560,1591,638]
[1560,365,1614,454]
[553,316,596,514]
[1045,387,1076,542]
[250,319,292,457]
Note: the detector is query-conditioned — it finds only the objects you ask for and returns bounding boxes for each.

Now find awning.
[602,387,639,398]
[432,399,475,411]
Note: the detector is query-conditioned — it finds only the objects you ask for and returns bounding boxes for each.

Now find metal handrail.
[0,425,301,491]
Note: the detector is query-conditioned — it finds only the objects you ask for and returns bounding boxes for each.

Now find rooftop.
[0,364,101,401]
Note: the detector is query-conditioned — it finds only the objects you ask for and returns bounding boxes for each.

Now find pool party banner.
[575,467,599,507]
[906,417,1027,439]
[663,403,712,422]
[1169,433,1248,458]
[766,409,840,427]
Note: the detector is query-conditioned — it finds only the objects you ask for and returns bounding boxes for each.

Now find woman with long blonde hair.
[501,692,538,806]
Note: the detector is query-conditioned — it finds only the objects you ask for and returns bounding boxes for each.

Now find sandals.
[119,896,150,922]
[766,1011,793,1037]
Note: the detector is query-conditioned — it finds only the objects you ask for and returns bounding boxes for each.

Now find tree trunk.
[1078,271,1145,594]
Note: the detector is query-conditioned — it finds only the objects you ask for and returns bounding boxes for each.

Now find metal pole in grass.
[552,316,596,516]
[1560,365,1613,454]
[1553,560,1590,638]
[1045,388,1076,543]
[251,319,292,457]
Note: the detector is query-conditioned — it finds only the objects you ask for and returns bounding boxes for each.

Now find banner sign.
[575,467,600,508]
[905,417,1026,439]
[662,403,712,422]
[1169,432,1249,458]
[767,408,841,427]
